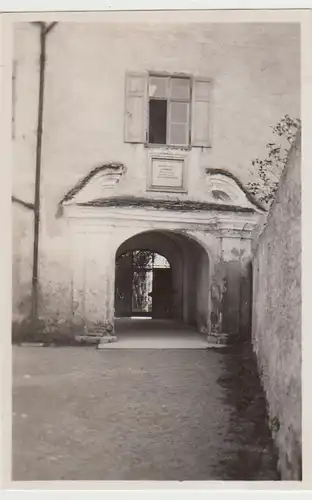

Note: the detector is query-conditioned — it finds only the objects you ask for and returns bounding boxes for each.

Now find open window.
[148,75,191,146]
[124,72,212,148]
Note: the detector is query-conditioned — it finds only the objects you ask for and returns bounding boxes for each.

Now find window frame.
[147,72,192,148]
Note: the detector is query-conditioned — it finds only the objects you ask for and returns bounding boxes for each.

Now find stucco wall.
[12,204,34,323]
[251,132,301,480]
[41,22,300,229]
[12,24,39,327]
[13,23,40,204]
[12,21,300,326]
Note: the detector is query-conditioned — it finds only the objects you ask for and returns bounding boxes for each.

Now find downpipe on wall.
[31,21,57,330]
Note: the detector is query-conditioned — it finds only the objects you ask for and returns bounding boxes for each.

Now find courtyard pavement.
[12,329,279,481]
[105,318,211,348]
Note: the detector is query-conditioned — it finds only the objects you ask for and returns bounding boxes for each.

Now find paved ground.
[103,319,213,349]
[12,337,279,481]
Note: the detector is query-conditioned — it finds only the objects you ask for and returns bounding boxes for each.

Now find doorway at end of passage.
[115,250,173,320]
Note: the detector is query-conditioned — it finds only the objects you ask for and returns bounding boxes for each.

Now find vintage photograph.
[11,16,301,482]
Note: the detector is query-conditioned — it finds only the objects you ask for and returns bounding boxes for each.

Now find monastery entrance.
[63,165,262,344]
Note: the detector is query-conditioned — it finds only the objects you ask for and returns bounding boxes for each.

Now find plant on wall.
[132,250,154,268]
[116,250,154,269]
[247,115,301,207]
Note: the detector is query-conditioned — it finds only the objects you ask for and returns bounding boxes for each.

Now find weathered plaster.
[12,204,34,324]
[11,21,299,344]
[252,132,301,480]
[62,197,258,342]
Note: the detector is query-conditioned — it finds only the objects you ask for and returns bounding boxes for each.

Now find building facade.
[12,21,300,343]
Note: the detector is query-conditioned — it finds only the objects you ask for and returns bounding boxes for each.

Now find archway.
[114,230,210,333]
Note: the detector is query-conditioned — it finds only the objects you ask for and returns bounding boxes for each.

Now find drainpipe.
[31,21,57,329]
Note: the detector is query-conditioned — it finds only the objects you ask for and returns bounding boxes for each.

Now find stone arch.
[114,229,210,332]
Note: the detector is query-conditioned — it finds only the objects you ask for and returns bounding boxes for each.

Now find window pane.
[170,78,190,99]
[170,101,189,123]
[149,76,169,98]
[169,122,188,145]
[149,99,167,144]
[153,254,170,268]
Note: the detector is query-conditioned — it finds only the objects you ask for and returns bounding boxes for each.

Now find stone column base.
[75,333,118,345]
[75,334,104,344]
[75,322,117,345]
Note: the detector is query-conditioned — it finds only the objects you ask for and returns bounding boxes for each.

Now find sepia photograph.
[10,11,301,483]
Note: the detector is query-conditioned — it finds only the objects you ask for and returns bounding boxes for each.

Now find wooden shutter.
[168,78,191,146]
[124,72,148,143]
[191,77,212,147]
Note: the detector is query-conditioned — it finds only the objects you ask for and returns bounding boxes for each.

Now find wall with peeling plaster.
[12,205,34,324]
[252,132,301,480]
[12,25,40,335]
[12,21,299,335]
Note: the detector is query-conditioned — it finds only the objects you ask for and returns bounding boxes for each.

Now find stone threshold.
[75,334,117,345]
[75,333,230,348]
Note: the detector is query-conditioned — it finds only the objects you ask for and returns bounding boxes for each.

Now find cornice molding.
[64,203,260,239]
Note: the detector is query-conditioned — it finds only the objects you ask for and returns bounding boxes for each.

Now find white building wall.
[13,23,40,203]
[11,21,300,331]
[40,22,300,229]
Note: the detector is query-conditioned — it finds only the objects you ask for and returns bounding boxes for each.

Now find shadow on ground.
[216,340,279,480]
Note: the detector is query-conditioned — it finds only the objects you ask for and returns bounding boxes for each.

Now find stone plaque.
[148,156,186,192]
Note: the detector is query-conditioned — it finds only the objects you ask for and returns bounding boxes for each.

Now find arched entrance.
[62,165,261,344]
[114,230,210,333]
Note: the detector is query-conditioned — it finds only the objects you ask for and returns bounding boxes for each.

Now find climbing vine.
[247,115,301,207]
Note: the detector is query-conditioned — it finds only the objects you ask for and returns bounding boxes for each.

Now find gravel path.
[12,345,279,481]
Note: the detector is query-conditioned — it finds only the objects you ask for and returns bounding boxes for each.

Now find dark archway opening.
[115,250,172,319]
[114,230,210,333]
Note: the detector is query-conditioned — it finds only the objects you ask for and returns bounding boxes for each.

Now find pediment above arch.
[204,168,265,212]
[58,163,265,223]
[61,163,127,206]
